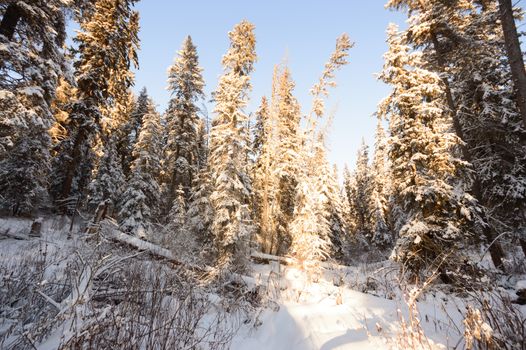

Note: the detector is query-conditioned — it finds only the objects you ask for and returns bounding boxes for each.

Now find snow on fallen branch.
[250,251,343,271]
[250,251,294,265]
[100,220,207,273]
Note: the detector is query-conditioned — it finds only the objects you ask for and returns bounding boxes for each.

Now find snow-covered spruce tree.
[251,95,279,254]
[251,96,269,163]
[446,3,526,257]
[167,184,187,236]
[164,36,205,209]
[342,164,357,234]
[370,120,392,249]
[118,98,162,236]
[252,66,302,256]
[114,88,144,178]
[289,169,331,274]
[129,88,149,149]
[274,67,303,255]
[351,140,374,240]
[89,88,137,213]
[314,139,347,261]
[87,138,125,213]
[208,20,257,269]
[51,0,139,205]
[387,0,524,264]
[0,0,69,215]
[187,118,213,244]
[187,165,214,245]
[50,78,77,150]
[195,117,209,171]
[289,34,352,270]
[377,24,476,276]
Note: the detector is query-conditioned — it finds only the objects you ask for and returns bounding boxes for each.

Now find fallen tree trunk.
[250,251,294,265]
[100,220,207,273]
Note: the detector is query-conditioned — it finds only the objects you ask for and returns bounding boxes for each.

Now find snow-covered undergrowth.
[1,216,525,349]
[0,217,240,349]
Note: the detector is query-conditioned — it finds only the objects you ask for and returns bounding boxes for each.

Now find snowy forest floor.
[0,216,525,349]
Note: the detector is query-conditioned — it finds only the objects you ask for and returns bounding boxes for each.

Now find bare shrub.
[1,234,240,350]
[0,241,73,348]
[463,290,526,350]
[392,277,440,350]
[64,260,236,350]
[346,262,399,300]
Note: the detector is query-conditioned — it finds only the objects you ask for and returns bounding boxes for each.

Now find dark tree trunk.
[431,33,506,271]
[61,128,87,202]
[29,219,42,238]
[520,238,526,258]
[0,4,22,41]
[498,0,526,129]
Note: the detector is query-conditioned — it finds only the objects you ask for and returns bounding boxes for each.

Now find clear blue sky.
[132,1,407,174]
[75,1,408,174]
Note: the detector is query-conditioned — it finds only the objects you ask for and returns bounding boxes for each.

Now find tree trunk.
[498,0,526,129]
[520,238,526,258]
[0,4,22,41]
[86,201,107,234]
[61,128,87,203]
[29,219,42,238]
[431,33,506,271]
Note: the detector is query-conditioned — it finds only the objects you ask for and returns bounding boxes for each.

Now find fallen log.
[250,251,294,265]
[0,228,27,240]
[100,220,207,273]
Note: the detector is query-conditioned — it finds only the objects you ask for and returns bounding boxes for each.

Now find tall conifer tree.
[0,0,69,214]
[164,36,205,206]
[208,21,257,268]
[51,0,139,206]
[378,24,476,275]
[118,98,162,236]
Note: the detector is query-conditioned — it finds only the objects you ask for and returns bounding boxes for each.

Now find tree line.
[0,0,525,279]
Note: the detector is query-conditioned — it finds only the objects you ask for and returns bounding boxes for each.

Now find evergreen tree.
[387,0,523,265]
[118,99,162,236]
[289,170,331,272]
[252,67,303,256]
[351,140,373,240]
[116,88,148,177]
[289,34,352,270]
[88,138,125,212]
[187,166,214,244]
[274,68,302,255]
[378,24,476,276]
[252,96,268,161]
[314,140,347,260]
[187,117,213,243]
[251,95,279,254]
[164,36,205,207]
[447,2,526,255]
[51,0,139,205]
[0,0,69,214]
[342,164,357,234]
[370,121,392,248]
[208,20,257,268]
[130,89,148,146]
[167,185,187,235]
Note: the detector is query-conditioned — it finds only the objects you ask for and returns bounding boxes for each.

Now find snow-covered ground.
[231,263,466,350]
[1,216,525,349]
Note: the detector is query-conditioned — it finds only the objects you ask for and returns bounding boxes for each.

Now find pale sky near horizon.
[73,1,409,174]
